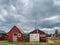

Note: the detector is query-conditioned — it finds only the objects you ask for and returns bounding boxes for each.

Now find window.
[14,33,17,36]
[40,35,45,37]
[18,33,21,37]
[13,33,17,37]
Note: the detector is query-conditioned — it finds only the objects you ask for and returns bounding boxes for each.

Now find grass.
[0,40,60,45]
[0,40,42,45]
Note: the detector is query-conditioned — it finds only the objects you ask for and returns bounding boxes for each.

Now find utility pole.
[34,11,38,33]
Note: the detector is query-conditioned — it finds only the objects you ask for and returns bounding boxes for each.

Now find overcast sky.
[0,0,60,34]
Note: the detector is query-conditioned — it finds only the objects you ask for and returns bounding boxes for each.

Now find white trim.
[30,34,39,42]
[13,33,17,37]
[13,33,17,42]
[18,33,21,37]
[40,34,46,37]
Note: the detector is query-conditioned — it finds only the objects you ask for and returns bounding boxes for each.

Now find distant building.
[51,29,60,39]
[0,30,7,40]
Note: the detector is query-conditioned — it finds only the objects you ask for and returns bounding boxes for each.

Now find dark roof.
[29,29,46,34]
[0,30,6,33]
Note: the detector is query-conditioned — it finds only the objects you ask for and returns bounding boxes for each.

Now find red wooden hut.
[0,30,7,40]
[8,26,24,42]
[28,29,47,42]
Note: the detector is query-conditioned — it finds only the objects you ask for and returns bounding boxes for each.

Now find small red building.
[0,30,7,40]
[28,29,47,42]
[8,26,24,42]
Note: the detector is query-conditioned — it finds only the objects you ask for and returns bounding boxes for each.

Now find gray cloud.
[0,0,60,34]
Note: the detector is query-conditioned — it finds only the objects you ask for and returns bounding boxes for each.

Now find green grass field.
[0,40,60,45]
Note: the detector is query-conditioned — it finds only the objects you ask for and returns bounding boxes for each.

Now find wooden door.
[13,33,17,42]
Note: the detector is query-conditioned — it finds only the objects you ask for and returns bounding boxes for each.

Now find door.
[13,33,17,42]
[30,34,39,42]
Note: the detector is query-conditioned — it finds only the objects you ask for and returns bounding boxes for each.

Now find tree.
[55,29,58,37]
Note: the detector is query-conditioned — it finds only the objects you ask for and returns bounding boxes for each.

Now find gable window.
[18,33,21,37]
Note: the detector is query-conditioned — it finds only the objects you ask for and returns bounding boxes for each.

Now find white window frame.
[13,33,17,37]
[18,33,21,37]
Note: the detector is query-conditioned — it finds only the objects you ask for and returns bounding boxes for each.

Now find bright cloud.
[10,5,16,12]
[53,0,60,5]
[0,14,6,22]
[21,0,33,14]
[21,0,33,7]
[22,0,30,7]
[42,16,59,21]
[42,26,60,34]
[13,15,28,23]
[1,9,8,15]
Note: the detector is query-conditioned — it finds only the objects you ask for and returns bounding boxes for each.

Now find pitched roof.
[8,25,24,34]
[29,29,46,34]
[0,30,6,33]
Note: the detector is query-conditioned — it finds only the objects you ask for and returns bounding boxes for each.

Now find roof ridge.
[13,25,24,34]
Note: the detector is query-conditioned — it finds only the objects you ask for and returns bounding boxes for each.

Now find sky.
[0,0,60,34]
